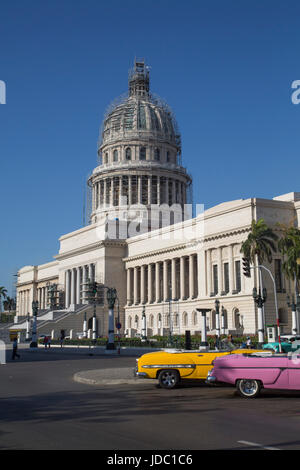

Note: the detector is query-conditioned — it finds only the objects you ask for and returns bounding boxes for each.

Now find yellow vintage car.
[135,342,267,389]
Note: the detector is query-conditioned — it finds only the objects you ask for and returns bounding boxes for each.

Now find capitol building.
[16,60,300,339]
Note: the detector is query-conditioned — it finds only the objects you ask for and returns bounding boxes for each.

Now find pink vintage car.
[207,352,300,398]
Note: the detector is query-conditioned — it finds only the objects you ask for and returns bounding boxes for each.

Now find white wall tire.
[237,379,261,398]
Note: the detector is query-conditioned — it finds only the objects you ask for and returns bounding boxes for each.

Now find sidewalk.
[73,367,157,386]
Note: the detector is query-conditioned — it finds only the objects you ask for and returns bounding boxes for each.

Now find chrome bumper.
[133,367,148,378]
[206,372,217,384]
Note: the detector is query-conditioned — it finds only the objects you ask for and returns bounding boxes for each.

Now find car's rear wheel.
[158,370,180,389]
[236,379,261,398]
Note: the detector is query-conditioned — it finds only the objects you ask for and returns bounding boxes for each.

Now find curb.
[73,371,157,386]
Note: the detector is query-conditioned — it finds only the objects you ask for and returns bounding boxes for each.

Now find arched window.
[149,315,154,328]
[128,316,132,329]
[125,147,131,160]
[174,314,179,327]
[140,147,146,160]
[113,149,118,162]
[183,312,188,327]
[154,148,160,161]
[166,151,170,163]
[135,315,139,328]
[158,313,162,325]
[233,308,241,329]
[193,311,198,326]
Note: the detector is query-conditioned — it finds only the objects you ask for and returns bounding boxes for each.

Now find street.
[1,348,300,450]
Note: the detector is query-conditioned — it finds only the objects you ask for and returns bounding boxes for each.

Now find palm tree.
[3,296,16,313]
[241,218,278,265]
[240,219,278,343]
[0,287,8,313]
[277,223,300,288]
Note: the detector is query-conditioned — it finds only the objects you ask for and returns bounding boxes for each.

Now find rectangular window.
[275,259,282,292]
[235,261,241,292]
[224,263,229,294]
[213,264,218,295]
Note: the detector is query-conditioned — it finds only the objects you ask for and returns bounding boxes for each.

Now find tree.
[277,223,300,288]
[3,296,16,313]
[241,218,278,265]
[0,287,8,313]
[240,218,278,344]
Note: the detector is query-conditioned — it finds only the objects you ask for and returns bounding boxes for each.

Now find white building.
[16,60,300,338]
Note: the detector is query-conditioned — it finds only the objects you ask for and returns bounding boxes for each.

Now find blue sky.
[1,0,300,296]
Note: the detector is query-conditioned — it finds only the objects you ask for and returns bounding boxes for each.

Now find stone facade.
[16,60,300,338]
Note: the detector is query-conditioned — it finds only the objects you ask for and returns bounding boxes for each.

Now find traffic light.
[92,282,97,294]
[242,257,251,277]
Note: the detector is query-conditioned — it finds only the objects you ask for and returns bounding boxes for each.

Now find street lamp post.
[215,299,221,338]
[221,305,226,335]
[30,300,39,348]
[106,287,117,350]
[83,312,87,338]
[26,313,31,341]
[287,293,300,335]
[253,287,267,346]
[141,305,147,342]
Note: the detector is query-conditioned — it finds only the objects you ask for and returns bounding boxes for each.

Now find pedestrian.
[60,334,64,348]
[43,336,48,349]
[213,335,220,350]
[12,337,20,360]
[47,336,51,349]
[246,336,252,349]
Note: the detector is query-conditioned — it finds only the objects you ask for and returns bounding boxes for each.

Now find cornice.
[55,239,126,261]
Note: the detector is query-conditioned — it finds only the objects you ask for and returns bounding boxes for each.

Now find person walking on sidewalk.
[12,338,20,360]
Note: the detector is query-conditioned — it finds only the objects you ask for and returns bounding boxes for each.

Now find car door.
[193,351,229,379]
[288,353,300,390]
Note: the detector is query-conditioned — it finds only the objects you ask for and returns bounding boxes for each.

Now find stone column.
[82,265,87,304]
[128,176,132,205]
[65,270,70,308]
[133,267,138,304]
[217,247,223,295]
[171,258,176,300]
[163,260,168,301]
[138,175,142,205]
[147,176,152,205]
[76,267,81,305]
[119,176,123,206]
[189,254,195,299]
[180,256,185,300]
[70,269,76,306]
[157,176,161,205]
[141,265,146,304]
[148,264,153,303]
[229,244,234,293]
[88,264,93,282]
[207,249,212,296]
[127,268,132,305]
[155,262,160,302]
[110,178,114,206]
[103,179,107,206]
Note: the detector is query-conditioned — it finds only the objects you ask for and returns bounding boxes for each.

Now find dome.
[98,60,181,153]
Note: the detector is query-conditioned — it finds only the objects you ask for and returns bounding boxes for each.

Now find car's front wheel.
[158,369,180,389]
[236,379,261,398]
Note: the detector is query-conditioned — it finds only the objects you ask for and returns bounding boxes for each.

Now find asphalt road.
[1,348,300,450]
